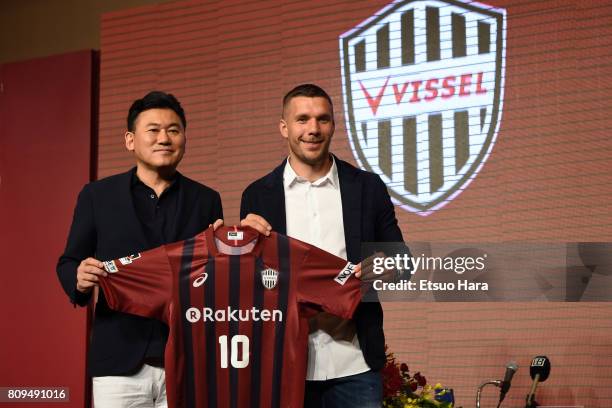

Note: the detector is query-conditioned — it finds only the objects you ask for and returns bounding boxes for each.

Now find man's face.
[280,96,334,167]
[125,108,186,172]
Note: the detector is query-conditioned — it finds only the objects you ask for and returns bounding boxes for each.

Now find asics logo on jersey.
[193,272,208,288]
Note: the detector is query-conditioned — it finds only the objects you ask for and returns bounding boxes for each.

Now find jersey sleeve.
[293,240,362,320]
[98,242,175,323]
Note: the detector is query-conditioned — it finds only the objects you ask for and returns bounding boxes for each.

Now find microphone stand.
[476,380,501,408]
[525,393,539,408]
[525,373,541,408]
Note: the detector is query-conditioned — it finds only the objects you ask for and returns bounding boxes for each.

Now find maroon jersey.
[98,226,361,408]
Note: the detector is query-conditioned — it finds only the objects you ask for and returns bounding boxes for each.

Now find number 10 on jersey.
[218,335,250,368]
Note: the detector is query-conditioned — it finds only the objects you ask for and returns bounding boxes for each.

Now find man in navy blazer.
[241,84,406,408]
[57,91,222,407]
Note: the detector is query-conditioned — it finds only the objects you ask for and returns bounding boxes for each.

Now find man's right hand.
[76,257,107,293]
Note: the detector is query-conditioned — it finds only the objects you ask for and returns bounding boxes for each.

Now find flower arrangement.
[382,346,456,408]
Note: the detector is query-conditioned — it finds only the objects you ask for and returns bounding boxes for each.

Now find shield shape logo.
[339,0,506,215]
[261,268,279,290]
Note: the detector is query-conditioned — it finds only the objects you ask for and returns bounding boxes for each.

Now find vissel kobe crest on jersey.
[339,0,506,215]
[261,268,278,290]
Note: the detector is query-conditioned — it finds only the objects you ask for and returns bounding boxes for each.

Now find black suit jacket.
[57,168,223,376]
[240,156,405,371]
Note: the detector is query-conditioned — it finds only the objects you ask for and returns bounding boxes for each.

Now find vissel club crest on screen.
[339,0,506,215]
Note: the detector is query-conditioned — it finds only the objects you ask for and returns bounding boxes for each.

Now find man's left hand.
[240,213,272,236]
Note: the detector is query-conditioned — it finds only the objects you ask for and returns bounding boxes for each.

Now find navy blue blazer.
[240,155,405,371]
[57,168,223,376]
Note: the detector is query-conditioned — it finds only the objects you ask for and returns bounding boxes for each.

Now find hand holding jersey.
[76,257,107,293]
[240,213,272,237]
[209,218,225,231]
[357,251,393,283]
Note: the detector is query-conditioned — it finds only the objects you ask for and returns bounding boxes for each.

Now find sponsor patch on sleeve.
[119,253,141,265]
[103,260,118,273]
[334,262,356,285]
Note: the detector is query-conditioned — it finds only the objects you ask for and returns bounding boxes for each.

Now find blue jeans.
[304,370,382,408]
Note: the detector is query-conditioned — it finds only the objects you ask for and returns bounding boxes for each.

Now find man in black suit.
[57,91,222,407]
[241,84,406,408]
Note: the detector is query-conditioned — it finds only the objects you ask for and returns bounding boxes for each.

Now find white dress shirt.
[283,157,370,380]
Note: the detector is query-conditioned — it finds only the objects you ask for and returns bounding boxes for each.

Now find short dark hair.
[282,84,334,117]
[127,91,186,132]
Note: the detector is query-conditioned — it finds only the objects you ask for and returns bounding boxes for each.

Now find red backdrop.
[0,50,96,408]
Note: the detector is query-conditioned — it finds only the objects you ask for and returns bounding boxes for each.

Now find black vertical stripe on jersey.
[229,255,241,408]
[271,234,290,408]
[179,238,196,408]
[250,257,265,408]
[204,255,217,408]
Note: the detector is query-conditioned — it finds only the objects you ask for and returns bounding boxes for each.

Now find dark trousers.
[304,370,382,408]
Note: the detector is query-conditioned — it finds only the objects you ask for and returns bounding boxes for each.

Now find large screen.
[98,1,612,406]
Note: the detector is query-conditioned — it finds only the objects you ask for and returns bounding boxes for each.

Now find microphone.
[497,361,518,407]
[477,361,518,408]
[525,356,551,408]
